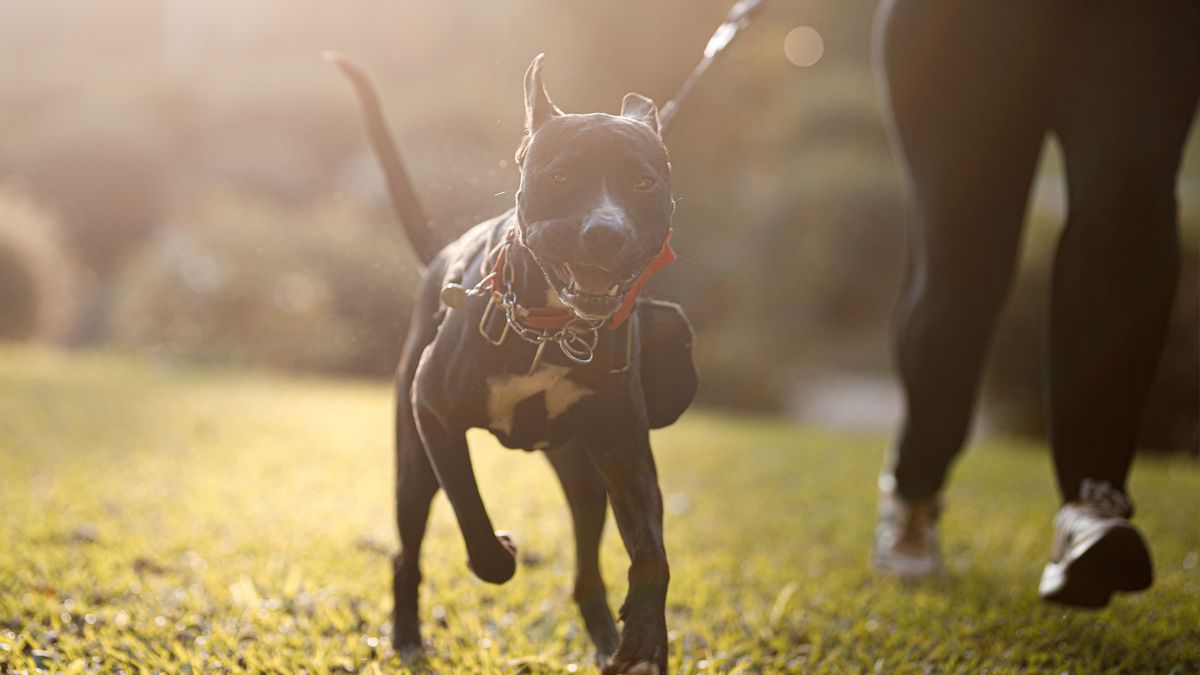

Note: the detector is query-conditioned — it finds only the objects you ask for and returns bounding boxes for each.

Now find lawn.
[1,348,1197,673]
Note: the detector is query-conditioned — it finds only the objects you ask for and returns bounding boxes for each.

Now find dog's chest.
[485,365,592,449]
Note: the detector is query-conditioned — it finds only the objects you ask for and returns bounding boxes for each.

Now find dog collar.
[487,227,676,332]
[607,229,677,329]
[440,225,674,372]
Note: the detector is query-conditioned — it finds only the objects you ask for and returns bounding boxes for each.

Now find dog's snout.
[581,212,629,258]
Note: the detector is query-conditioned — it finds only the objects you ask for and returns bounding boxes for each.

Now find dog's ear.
[621,93,660,135]
[524,53,561,133]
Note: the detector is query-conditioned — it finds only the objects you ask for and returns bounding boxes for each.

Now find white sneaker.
[1038,479,1153,608]
[871,474,942,579]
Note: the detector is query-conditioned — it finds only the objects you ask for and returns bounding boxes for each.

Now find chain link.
[492,250,604,366]
[497,289,603,365]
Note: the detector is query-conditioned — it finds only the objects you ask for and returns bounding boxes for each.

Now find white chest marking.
[486,365,593,435]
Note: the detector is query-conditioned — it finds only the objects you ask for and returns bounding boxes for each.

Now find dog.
[331,53,697,674]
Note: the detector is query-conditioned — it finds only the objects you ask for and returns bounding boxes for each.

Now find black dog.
[332,53,697,674]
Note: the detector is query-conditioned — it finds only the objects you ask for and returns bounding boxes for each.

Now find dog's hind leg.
[546,444,620,665]
[391,267,449,651]
[392,397,439,651]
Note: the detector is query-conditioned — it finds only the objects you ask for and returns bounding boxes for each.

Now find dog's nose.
[581,211,629,259]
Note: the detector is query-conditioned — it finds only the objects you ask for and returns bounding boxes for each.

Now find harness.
[440,227,676,374]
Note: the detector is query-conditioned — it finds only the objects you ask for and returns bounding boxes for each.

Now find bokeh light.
[784,25,824,67]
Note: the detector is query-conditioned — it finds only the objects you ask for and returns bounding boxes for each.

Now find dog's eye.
[632,176,657,192]
[550,170,570,186]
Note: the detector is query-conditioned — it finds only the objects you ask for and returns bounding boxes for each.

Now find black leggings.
[876,0,1200,502]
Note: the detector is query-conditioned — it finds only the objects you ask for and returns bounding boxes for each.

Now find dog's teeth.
[607,284,619,296]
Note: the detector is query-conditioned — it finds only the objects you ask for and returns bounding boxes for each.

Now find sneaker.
[872,474,942,579]
[1038,479,1153,608]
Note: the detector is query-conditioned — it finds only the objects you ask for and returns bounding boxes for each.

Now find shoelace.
[900,499,940,542]
[1078,478,1134,519]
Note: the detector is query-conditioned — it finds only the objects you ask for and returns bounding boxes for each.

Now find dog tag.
[440,283,469,309]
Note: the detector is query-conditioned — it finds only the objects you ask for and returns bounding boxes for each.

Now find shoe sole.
[1038,522,1153,608]
[871,549,941,580]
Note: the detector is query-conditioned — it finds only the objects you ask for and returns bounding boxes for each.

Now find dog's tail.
[324,51,440,266]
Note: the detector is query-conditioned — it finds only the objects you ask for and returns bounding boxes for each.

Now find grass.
[1,348,1197,673]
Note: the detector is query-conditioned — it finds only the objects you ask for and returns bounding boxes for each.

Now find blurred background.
[0,0,1195,454]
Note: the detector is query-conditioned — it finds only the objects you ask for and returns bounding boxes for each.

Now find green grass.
[1,349,1197,673]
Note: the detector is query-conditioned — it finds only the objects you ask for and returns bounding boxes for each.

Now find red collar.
[487,228,677,331]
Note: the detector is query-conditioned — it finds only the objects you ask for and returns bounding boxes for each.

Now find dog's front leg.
[412,402,517,584]
[583,429,669,675]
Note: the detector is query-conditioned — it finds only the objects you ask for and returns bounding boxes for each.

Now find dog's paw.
[388,638,433,669]
[467,531,518,584]
[495,530,517,555]
[392,608,424,654]
[392,627,424,654]
[393,637,425,657]
[601,623,667,675]
[603,661,659,675]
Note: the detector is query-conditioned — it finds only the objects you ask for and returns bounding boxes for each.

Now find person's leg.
[1048,0,1200,502]
[1037,0,1199,607]
[875,0,1049,503]
[872,0,1052,577]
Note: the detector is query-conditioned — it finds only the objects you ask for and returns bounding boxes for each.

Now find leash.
[441,227,675,373]
[658,0,770,137]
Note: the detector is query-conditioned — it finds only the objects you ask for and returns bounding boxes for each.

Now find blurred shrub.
[0,184,83,342]
[111,188,419,376]
[682,146,904,409]
[668,63,905,410]
[6,81,172,279]
[1143,250,1200,454]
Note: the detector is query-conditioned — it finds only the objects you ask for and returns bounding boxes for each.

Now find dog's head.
[515,54,674,321]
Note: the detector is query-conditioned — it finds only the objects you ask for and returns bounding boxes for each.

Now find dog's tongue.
[566,263,617,295]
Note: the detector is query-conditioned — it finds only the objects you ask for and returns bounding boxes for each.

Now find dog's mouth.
[546,261,639,321]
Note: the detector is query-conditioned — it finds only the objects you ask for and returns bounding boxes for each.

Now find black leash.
[659,0,770,138]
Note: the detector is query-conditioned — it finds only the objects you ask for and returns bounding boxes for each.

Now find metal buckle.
[478,294,510,346]
[607,314,635,374]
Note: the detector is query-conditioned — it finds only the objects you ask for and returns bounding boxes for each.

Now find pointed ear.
[621,93,660,135]
[524,53,561,133]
